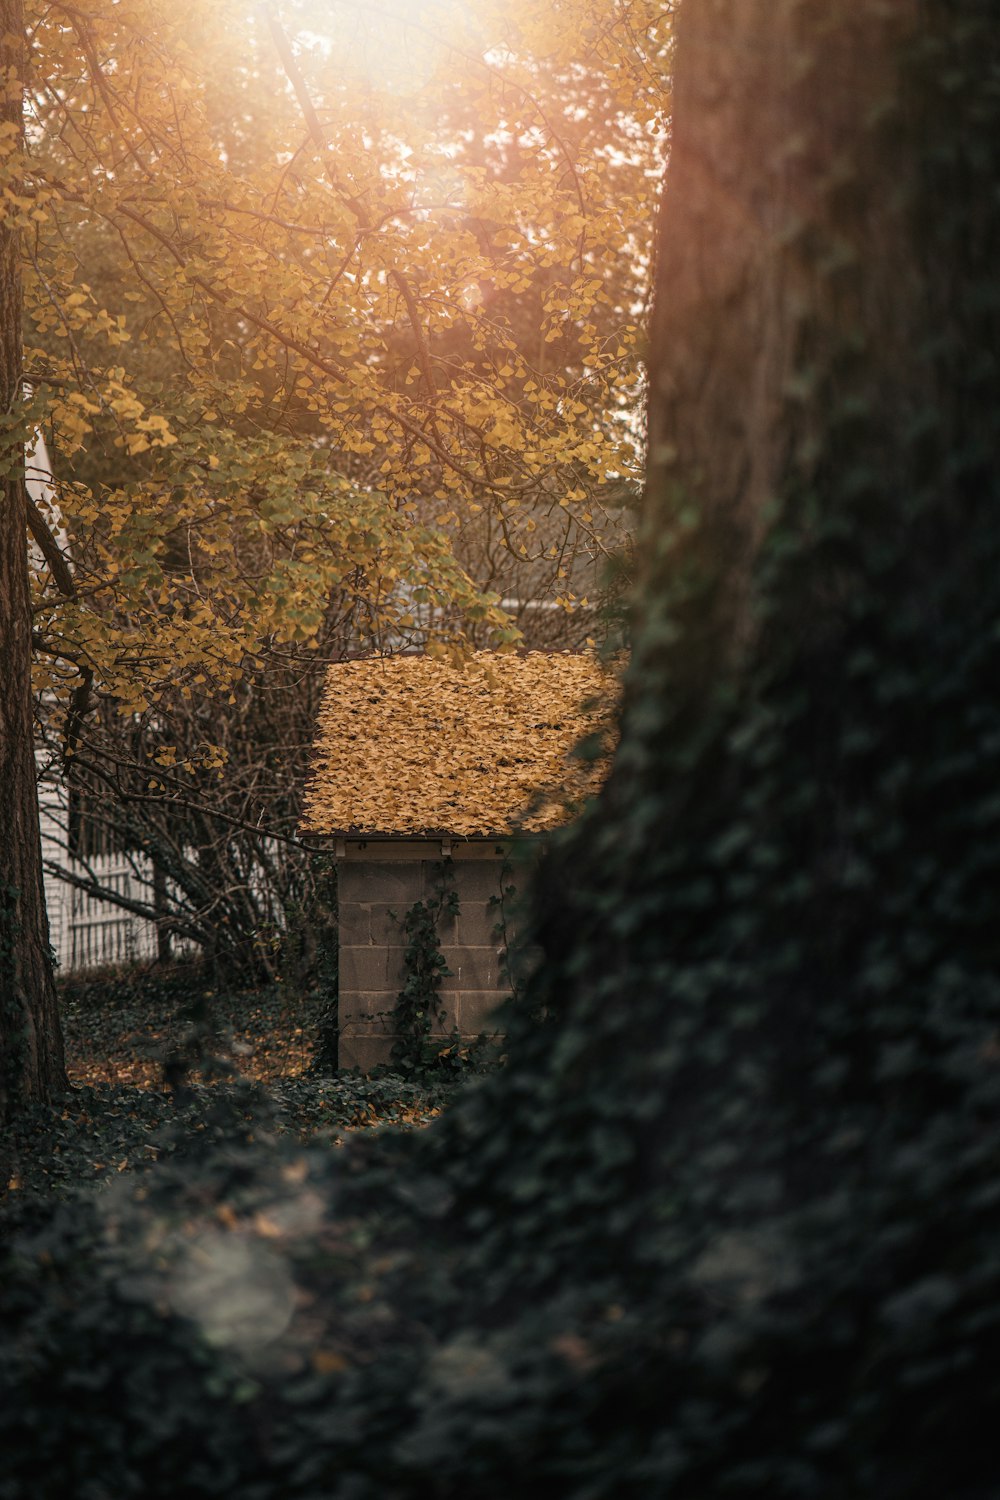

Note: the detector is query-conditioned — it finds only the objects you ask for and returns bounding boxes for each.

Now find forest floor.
[2,963,462,1203]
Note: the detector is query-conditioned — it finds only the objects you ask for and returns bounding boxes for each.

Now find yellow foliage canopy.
[6,0,670,714]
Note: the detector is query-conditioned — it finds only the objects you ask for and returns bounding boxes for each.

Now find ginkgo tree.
[27,0,669,708]
[1,0,670,1109]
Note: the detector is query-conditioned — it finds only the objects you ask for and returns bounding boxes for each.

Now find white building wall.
[30,431,165,973]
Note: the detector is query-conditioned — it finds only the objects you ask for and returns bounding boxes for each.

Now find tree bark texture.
[0,2,65,1122]
[639,0,927,703]
[461,0,1000,1303]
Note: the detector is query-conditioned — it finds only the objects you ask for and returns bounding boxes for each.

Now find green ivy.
[308,857,340,1074]
[389,860,461,1073]
[488,857,542,1027]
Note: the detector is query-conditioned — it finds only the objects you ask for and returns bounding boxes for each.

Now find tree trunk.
[465,0,1000,1313]
[435,4,1000,1482]
[0,3,65,1123]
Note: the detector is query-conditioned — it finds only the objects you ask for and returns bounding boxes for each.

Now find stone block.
[455,900,503,949]
[453,859,509,906]
[337,988,398,1027]
[439,944,504,994]
[339,944,407,996]
[457,991,506,1035]
[340,1007,394,1032]
[366,902,402,947]
[339,861,425,906]
[337,901,371,947]
[338,1031,395,1073]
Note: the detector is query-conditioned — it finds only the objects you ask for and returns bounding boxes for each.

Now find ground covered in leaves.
[2,963,457,1201]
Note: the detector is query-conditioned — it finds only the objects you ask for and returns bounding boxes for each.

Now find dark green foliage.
[2,1071,450,1202]
[489,858,532,1016]
[387,863,503,1077]
[389,860,462,1072]
[307,857,340,1074]
[3,970,452,1200]
[56,960,310,1087]
[2,4,999,1495]
[431,4,1000,1489]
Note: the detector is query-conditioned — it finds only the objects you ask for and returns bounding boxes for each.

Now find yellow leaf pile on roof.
[302,651,617,837]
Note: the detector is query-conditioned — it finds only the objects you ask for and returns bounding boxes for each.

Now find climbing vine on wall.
[390,861,460,1072]
[489,858,539,1024]
[306,857,340,1075]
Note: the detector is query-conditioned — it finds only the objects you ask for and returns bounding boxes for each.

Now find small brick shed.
[301,650,613,1070]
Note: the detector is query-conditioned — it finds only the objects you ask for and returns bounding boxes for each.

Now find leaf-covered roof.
[301,651,615,837]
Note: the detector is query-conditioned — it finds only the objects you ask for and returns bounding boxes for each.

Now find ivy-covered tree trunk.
[0,4,65,1123]
[447,2,1000,1482]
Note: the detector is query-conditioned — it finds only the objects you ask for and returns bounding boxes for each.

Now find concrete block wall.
[335,840,528,1071]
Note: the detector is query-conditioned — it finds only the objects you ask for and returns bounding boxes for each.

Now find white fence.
[38,769,165,973]
[64,863,158,971]
[43,850,162,974]
[37,766,282,975]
